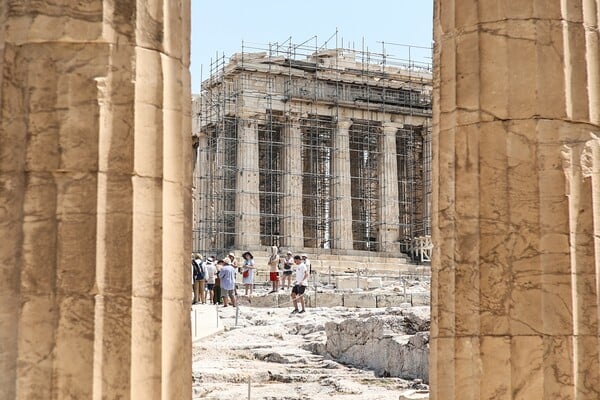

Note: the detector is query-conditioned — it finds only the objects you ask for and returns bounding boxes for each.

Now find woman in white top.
[241,251,255,295]
[204,258,217,304]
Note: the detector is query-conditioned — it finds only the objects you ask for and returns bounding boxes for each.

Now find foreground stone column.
[281,117,304,249]
[332,120,354,250]
[0,1,192,399]
[431,1,600,399]
[235,116,260,248]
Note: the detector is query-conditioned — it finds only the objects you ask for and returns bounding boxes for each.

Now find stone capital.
[336,119,353,131]
[382,122,402,135]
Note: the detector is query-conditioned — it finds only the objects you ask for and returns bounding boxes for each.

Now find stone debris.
[398,389,430,400]
[192,285,430,399]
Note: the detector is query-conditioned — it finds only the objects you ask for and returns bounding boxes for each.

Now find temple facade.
[193,46,433,264]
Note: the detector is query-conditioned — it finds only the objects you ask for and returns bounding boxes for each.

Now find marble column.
[235,116,260,249]
[281,117,304,249]
[193,133,209,253]
[378,123,401,253]
[431,1,600,399]
[0,1,192,399]
[332,120,354,250]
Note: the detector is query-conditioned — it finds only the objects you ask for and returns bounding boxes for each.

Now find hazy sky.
[190,1,434,93]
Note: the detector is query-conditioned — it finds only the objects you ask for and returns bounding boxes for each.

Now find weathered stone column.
[331,120,354,250]
[193,133,209,252]
[431,1,600,399]
[281,117,304,249]
[0,1,192,399]
[235,116,260,248]
[378,122,401,253]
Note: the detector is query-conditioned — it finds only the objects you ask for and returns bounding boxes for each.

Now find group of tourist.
[191,246,311,313]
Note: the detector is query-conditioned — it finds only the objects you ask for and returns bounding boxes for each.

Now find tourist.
[219,258,237,307]
[213,259,223,305]
[190,254,197,304]
[280,251,293,290]
[302,253,312,276]
[205,256,217,304]
[226,252,240,295]
[192,253,205,304]
[267,246,280,293]
[241,251,255,295]
[290,255,308,314]
[227,252,238,271]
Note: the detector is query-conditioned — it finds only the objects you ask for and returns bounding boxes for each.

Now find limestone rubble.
[192,286,430,400]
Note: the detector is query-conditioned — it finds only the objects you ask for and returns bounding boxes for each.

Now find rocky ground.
[192,282,430,400]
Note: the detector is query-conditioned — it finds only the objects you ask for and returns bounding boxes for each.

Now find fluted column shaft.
[432,1,600,399]
[193,134,209,252]
[378,123,401,253]
[332,120,354,250]
[281,117,304,249]
[235,117,260,248]
[0,1,192,399]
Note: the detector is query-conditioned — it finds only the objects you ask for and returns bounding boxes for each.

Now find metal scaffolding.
[192,34,432,259]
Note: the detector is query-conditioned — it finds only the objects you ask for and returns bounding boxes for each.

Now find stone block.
[411,293,430,306]
[248,294,278,308]
[312,292,344,308]
[276,292,291,308]
[236,296,251,306]
[367,277,382,289]
[343,293,377,308]
[324,318,428,381]
[335,276,367,289]
[376,294,407,308]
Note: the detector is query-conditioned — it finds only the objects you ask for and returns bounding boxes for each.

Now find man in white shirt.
[290,255,308,314]
[204,257,217,304]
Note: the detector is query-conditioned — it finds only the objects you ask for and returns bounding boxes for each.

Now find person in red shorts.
[267,246,280,293]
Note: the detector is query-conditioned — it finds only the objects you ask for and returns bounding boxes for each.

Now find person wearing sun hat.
[218,257,236,307]
[241,251,255,295]
[224,252,236,272]
[301,253,312,275]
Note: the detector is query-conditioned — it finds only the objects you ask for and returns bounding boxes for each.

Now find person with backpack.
[192,253,206,304]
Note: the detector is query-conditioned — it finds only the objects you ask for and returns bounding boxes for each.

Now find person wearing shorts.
[267,246,280,293]
[219,257,237,307]
[205,257,217,304]
[290,255,308,314]
[280,251,294,290]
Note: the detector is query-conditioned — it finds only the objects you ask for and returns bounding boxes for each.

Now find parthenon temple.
[192,40,432,266]
[1,1,600,399]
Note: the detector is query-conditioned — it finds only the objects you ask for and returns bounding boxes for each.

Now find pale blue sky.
[190,1,434,93]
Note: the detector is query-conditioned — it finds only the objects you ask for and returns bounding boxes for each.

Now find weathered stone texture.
[0,1,192,399]
[432,0,600,399]
[324,317,429,381]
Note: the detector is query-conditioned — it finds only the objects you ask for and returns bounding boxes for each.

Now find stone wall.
[236,290,429,308]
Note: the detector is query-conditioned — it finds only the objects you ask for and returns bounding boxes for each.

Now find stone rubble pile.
[193,284,431,399]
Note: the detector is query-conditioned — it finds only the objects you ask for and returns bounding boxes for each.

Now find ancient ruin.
[192,40,433,268]
[2,0,600,399]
